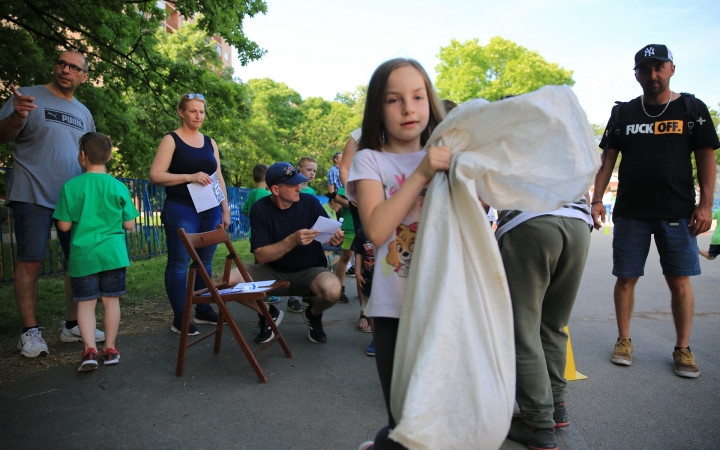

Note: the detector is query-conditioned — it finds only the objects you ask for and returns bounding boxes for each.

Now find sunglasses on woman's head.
[187,93,205,100]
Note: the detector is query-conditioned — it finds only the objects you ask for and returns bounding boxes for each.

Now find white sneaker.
[60,321,106,343]
[17,328,49,358]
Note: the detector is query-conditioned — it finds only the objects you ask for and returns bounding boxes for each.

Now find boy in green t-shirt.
[334,187,355,303]
[298,156,317,195]
[241,164,271,218]
[53,133,139,372]
[699,209,720,260]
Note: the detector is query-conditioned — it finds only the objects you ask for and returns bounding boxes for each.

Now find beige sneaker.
[673,348,700,378]
[611,338,633,366]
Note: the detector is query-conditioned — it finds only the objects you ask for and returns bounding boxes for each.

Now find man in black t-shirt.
[231,162,344,344]
[592,44,719,379]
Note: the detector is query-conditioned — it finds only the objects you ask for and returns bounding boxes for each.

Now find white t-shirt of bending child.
[346,149,427,319]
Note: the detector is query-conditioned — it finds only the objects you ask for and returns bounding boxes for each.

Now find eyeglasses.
[270,166,299,186]
[55,59,86,74]
[187,93,205,100]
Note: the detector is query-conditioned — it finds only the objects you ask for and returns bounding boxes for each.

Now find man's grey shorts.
[244,265,330,297]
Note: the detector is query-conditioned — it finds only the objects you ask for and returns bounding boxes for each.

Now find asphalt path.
[0,230,718,449]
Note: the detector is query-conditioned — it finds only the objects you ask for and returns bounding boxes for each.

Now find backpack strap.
[601,101,625,149]
[680,92,700,135]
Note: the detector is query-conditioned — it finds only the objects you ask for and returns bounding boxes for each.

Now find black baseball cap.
[634,44,673,69]
[265,162,307,187]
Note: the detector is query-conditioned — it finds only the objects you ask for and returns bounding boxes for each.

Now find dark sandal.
[358,314,372,333]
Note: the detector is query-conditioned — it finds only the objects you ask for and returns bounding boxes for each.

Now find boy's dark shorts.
[71,268,127,301]
[708,244,720,258]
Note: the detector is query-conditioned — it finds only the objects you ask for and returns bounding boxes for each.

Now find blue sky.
[233,0,720,125]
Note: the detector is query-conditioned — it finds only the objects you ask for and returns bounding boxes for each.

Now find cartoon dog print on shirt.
[386,222,418,278]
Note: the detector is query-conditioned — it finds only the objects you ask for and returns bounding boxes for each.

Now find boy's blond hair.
[298,156,316,168]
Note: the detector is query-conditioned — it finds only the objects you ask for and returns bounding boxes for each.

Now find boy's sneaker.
[60,321,106,343]
[301,296,314,307]
[673,348,700,378]
[611,338,633,366]
[170,317,200,336]
[264,296,280,304]
[366,340,375,357]
[102,345,120,365]
[303,306,327,343]
[507,419,557,450]
[78,348,99,372]
[194,309,219,325]
[18,328,49,358]
[287,298,304,314]
[553,402,569,428]
[338,286,349,303]
[346,266,356,278]
[255,305,284,344]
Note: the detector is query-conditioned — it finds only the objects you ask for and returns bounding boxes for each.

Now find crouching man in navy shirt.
[231,162,344,344]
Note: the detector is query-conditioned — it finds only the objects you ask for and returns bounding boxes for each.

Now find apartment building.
[158,1,233,69]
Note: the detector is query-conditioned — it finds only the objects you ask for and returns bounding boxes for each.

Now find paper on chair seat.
[199,280,276,296]
[232,280,275,292]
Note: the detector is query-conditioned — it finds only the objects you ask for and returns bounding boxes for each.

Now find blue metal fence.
[0,168,252,283]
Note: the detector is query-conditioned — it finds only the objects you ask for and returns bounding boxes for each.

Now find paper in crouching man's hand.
[311,216,341,243]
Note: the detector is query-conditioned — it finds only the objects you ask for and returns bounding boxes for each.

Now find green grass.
[0,239,252,341]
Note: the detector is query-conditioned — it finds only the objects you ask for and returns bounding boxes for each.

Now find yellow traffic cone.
[564,326,587,381]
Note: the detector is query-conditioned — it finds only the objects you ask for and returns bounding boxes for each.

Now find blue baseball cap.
[265,162,307,187]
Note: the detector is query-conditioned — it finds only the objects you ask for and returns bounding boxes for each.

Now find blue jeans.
[161,201,221,319]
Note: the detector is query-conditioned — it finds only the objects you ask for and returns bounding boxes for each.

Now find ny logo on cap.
[644,47,655,57]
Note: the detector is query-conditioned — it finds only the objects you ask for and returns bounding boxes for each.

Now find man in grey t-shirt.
[0,51,104,358]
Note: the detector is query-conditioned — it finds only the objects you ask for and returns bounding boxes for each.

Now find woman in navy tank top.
[149,94,231,335]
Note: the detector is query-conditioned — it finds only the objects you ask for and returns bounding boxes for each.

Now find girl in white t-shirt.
[347,58,450,450]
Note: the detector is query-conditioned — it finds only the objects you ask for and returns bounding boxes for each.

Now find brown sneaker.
[611,338,633,366]
[673,348,700,378]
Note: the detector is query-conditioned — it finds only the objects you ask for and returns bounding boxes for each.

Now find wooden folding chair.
[176,225,291,383]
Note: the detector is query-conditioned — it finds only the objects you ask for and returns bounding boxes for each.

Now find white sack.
[389,86,599,450]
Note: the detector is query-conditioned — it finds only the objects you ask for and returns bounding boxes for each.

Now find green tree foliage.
[295,97,361,192]
[435,36,575,102]
[334,85,367,117]
[230,81,362,191]
[0,0,265,180]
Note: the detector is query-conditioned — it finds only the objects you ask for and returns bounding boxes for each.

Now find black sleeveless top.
[164,132,218,207]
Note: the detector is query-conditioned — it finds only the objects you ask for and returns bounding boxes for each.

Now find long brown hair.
[358,58,445,152]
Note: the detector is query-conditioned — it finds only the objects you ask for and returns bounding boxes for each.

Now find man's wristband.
[591,201,603,205]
